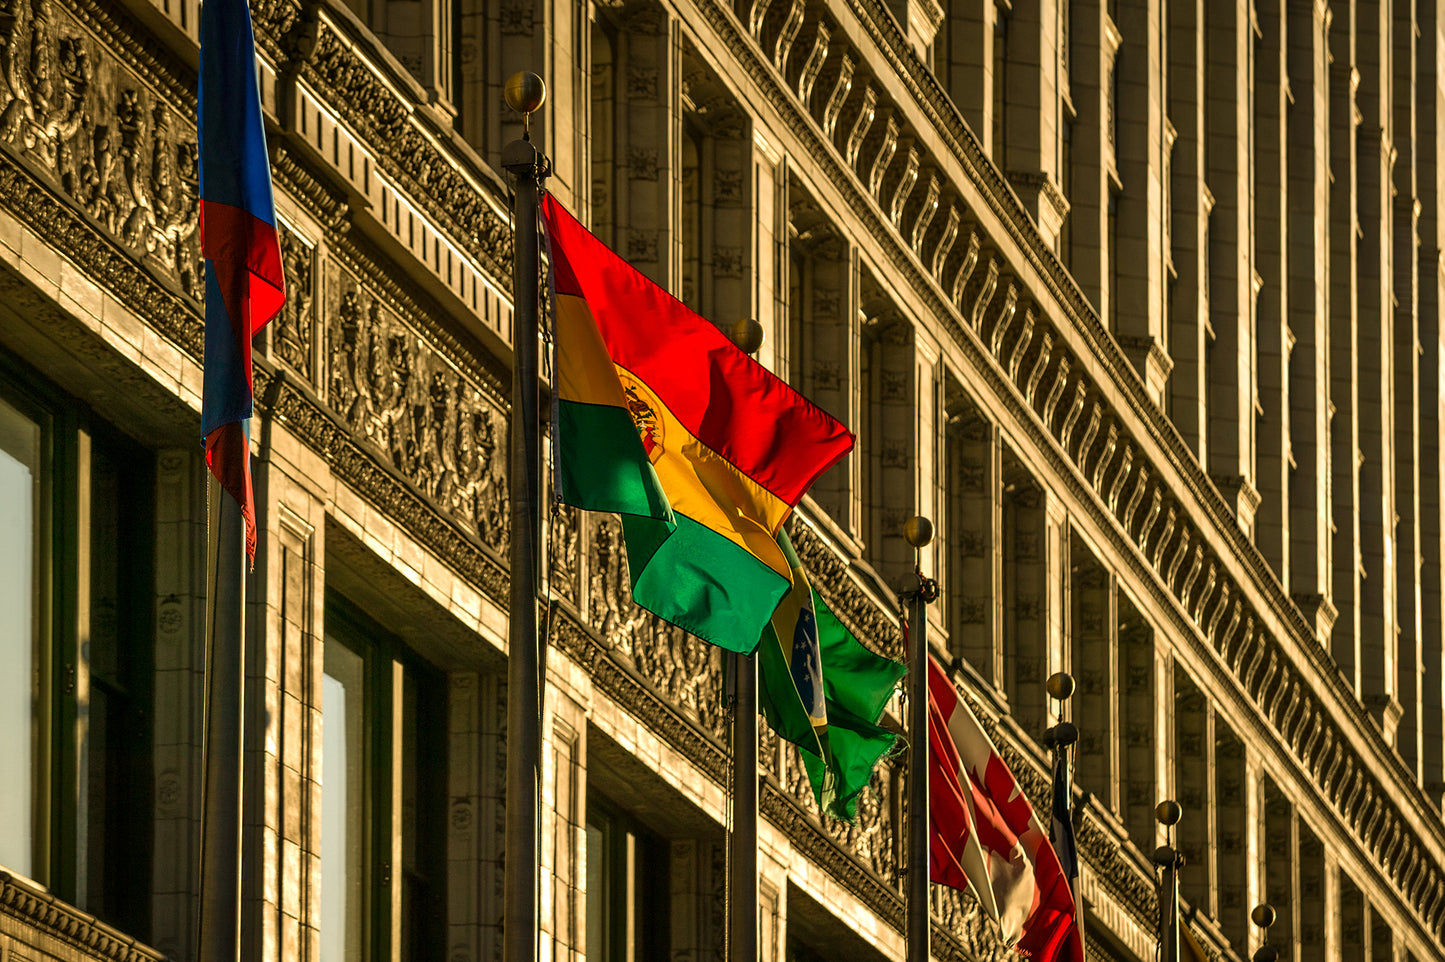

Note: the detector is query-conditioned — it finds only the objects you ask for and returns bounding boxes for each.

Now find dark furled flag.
[199,0,285,562]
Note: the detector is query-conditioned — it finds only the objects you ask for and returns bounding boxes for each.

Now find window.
[0,359,155,937]
[585,796,669,962]
[322,596,446,962]
[0,391,42,881]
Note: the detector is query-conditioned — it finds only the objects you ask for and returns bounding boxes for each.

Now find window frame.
[322,592,447,962]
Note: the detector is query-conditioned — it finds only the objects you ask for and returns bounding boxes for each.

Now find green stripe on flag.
[759,577,905,821]
[555,399,673,522]
[622,512,790,653]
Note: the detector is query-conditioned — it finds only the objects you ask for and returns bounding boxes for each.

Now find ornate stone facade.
[0,0,1442,960]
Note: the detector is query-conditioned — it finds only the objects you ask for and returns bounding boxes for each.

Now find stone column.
[1417,0,1445,803]
[242,422,330,962]
[1065,0,1119,319]
[1214,722,1249,949]
[1285,0,1336,643]
[1002,0,1069,248]
[1173,670,1214,917]
[1166,0,1209,461]
[1390,0,1424,777]
[1112,0,1172,402]
[1355,0,1400,738]
[946,395,1002,689]
[1329,0,1365,692]
[1203,0,1260,534]
[375,0,455,116]
[150,448,211,962]
[859,287,917,586]
[1070,540,1116,813]
[934,0,1002,159]
[1253,0,1291,580]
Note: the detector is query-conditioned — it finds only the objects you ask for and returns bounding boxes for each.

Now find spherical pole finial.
[1155,800,1183,827]
[728,318,765,355]
[903,516,934,549]
[1046,672,1075,701]
[1251,904,1276,929]
[504,71,547,137]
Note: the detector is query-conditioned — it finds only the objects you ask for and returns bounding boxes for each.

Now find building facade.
[0,0,1443,960]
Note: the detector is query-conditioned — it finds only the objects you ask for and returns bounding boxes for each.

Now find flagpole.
[502,71,547,962]
[198,481,245,962]
[725,318,764,962]
[903,516,935,962]
[1045,672,1084,953]
[1154,800,1184,962]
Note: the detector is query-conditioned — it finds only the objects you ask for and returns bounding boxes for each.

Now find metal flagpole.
[1045,672,1084,953]
[1154,800,1184,962]
[725,318,764,962]
[728,650,759,962]
[502,71,547,962]
[198,481,245,962]
[903,516,935,962]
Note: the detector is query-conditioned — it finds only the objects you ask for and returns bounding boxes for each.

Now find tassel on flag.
[927,655,1084,961]
[199,0,286,562]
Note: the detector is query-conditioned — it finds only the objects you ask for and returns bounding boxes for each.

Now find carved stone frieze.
[1,0,202,300]
[325,263,509,551]
[273,226,315,381]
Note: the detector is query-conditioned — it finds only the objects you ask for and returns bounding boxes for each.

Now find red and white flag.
[928,655,1083,961]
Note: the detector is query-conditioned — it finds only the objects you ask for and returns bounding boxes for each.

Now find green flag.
[758,530,905,821]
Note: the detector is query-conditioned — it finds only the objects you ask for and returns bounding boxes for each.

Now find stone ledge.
[0,874,164,962]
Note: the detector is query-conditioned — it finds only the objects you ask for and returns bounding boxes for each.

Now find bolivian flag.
[758,529,904,820]
[543,195,854,652]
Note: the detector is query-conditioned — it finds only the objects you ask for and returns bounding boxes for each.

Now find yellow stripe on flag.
[555,293,628,409]
[617,365,792,581]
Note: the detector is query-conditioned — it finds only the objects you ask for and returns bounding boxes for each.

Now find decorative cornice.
[290,15,511,282]
[0,873,165,962]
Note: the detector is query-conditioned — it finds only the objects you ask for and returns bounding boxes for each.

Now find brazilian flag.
[758,530,905,821]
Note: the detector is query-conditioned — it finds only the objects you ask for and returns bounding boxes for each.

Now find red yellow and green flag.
[542,195,854,652]
[758,528,904,820]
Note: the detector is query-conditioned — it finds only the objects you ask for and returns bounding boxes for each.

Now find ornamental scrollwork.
[0,0,202,299]
[325,266,508,551]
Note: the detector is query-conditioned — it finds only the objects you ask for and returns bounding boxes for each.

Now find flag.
[543,196,854,651]
[757,529,904,820]
[928,655,1083,961]
[199,0,286,562]
[1050,750,1079,882]
[1051,744,1085,956]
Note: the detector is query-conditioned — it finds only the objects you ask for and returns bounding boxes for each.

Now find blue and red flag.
[198,0,285,563]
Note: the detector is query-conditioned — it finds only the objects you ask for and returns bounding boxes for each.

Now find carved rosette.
[325,264,508,550]
[0,0,202,300]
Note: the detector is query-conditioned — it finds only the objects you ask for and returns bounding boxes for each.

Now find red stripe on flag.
[200,199,286,334]
[206,420,258,563]
[542,195,853,507]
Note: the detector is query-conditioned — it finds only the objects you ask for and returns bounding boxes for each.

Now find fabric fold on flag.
[199,0,285,562]
[927,654,1083,961]
[758,529,904,820]
[544,195,854,651]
